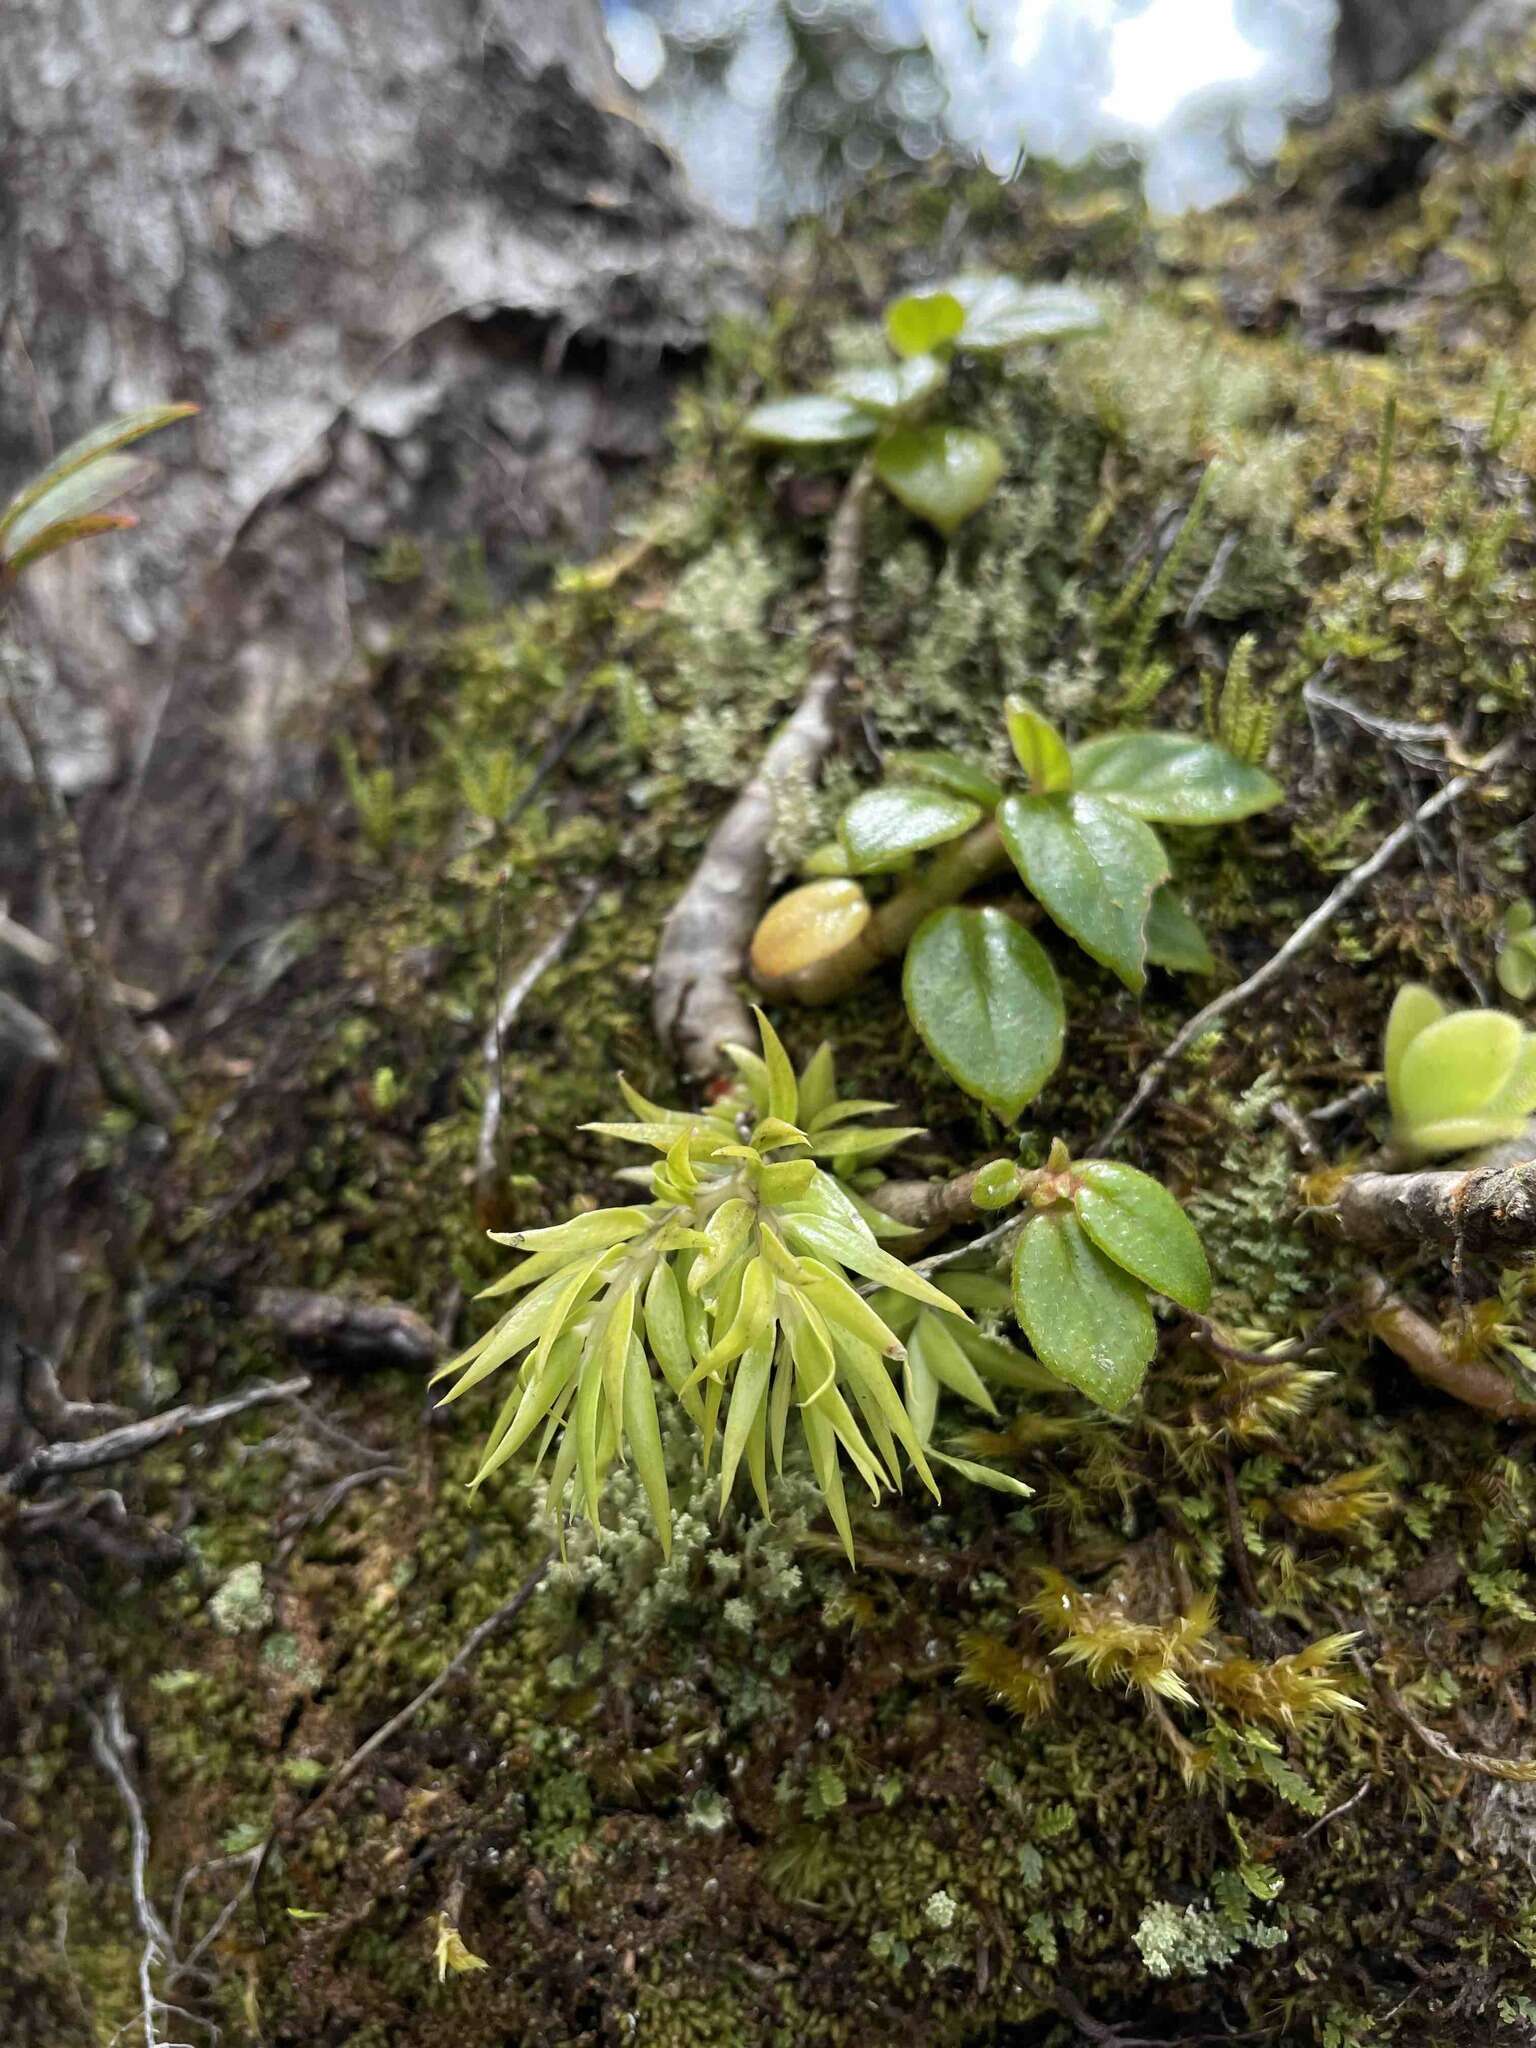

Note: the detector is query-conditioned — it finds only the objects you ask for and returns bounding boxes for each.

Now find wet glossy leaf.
[828,355,946,416]
[1070,732,1282,824]
[903,906,1064,1120]
[1072,1160,1211,1312]
[997,791,1169,991]
[885,290,965,359]
[1004,695,1072,793]
[742,395,880,448]
[937,274,1106,352]
[1011,1210,1155,1409]
[840,784,982,871]
[874,425,1005,536]
[883,749,1004,809]
[1144,887,1216,975]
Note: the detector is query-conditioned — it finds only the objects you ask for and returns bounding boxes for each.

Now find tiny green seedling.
[969,1140,1211,1408]
[752,694,1280,1120]
[1385,982,1536,1157]
[742,274,1104,535]
[438,1013,1032,1562]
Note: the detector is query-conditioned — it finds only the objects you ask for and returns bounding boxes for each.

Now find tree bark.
[0,0,755,985]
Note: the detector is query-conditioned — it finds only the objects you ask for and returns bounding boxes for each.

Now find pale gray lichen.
[208,1561,273,1636]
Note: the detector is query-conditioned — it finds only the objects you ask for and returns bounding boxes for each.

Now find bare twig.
[1357,1274,1536,1420]
[2,1376,309,1496]
[86,1691,191,2048]
[1098,733,1521,1150]
[250,1288,442,1369]
[0,639,180,1123]
[1350,1649,1536,1780]
[0,899,158,1010]
[1283,1776,1372,1850]
[1324,1159,1536,1257]
[653,460,872,1079]
[475,883,599,1217]
[0,985,63,1063]
[295,1553,551,1830]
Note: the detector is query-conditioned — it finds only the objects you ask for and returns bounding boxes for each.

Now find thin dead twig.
[1357,1274,1536,1421]
[1350,1648,1536,1781]
[476,883,599,1217]
[295,1552,552,1830]
[653,459,872,1080]
[1325,1159,1536,1257]
[1,638,181,1124]
[1098,732,1522,1150]
[2,1376,309,1496]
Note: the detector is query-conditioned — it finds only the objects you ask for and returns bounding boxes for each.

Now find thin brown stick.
[295,1553,551,1830]
[1349,1649,1536,1781]
[476,884,599,1218]
[653,461,872,1078]
[1326,1159,1536,1257]
[1357,1274,1536,1420]
[0,639,180,1123]
[2,1376,309,1496]
[1098,733,1522,1149]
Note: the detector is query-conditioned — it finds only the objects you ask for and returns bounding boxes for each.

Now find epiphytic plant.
[0,406,197,587]
[1385,982,1536,1158]
[751,694,1281,1119]
[743,273,1103,535]
[436,1012,1033,1561]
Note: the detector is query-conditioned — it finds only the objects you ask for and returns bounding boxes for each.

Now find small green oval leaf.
[742,395,881,448]
[1144,887,1216,975]
[997,791,1169,992]
[874,425,1005,536]
[840,784,982,873]
[938,274,1106,352]
[1383,983,1446,1106]
[1004,695,1072,793]
[903,906,1064,1121]
[1497,936,1536,1002]
[885,290,965,359]
[883,749,1005,809]
[827,356,946,417]
[1011,1210,1155,1409]
[1072,1160,1211,1312]
[1070,732,1283,824]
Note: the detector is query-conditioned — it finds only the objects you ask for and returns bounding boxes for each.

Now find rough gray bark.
[0,0,755,986]
[1329,1159,1536,1256]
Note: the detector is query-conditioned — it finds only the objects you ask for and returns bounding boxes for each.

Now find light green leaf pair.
[887,276,1106,356]
[1010,1159,1209,1409]
[1384,983,1536,1157]
[1,404,197,581]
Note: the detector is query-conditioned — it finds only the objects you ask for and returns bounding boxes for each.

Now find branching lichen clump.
[434,1011,1030,1559]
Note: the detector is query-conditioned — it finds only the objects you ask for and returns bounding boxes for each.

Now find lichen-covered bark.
[8,26,1536,2048]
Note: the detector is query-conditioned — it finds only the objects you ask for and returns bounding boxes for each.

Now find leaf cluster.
[436,1013,1031,1560]
[831,698,1278,1118]
[743,274,1102,535]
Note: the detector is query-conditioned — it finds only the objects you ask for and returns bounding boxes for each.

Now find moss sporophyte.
[437,1018,1211,1558]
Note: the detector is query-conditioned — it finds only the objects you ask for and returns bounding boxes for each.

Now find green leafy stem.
[751,695,1282,1120]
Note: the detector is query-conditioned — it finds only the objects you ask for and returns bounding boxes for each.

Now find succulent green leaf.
[1144,887,1216,975]
[751,1005,799,1125]
[1072,1161,1211,1312]
[1497,936,1536,1002]
[1004,696,1072,793]
[882,749,1004,808]
[827,355,947,416]
[997,791,1170,991]
[797,1042,838,1125]
[3,454,155,559]
[741,395,880,447]
[1070,732,1283,824]
[1393,1009,1523,1133]
[903,906,1064,1120]
[622,1336,672,1555]
[1011,1210,1156,1410]
[778,1197,966,1315]
[643,1260,705,1425]
[1383,984,1446,1106]
[936,274,1105,351]
[930,1452,1035,1499]
[691,1198,756,1292]
[874,425,1005,536]
[719,1327,774,1511]
[907,1310,998,1415]
[884,289,965,359]
[840,784,982,872]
